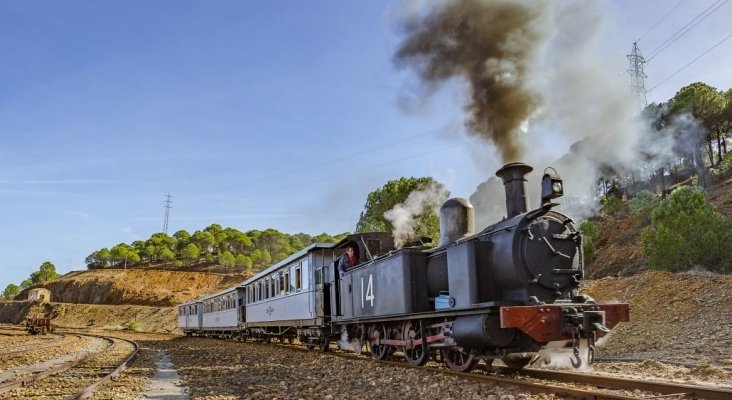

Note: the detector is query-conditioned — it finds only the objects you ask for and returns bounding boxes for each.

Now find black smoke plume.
[394,0,545,162]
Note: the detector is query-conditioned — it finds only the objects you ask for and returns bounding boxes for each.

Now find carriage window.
[301,259,309,289]
[271,276,277,297]
[295,267,302,291]
[279,274,286,295]
[315,267,322,285]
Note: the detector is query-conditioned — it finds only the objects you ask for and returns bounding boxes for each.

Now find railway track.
[499,365,732,400]
[0,332,139,399]
[0,334,81,358]
[239,337,732,399]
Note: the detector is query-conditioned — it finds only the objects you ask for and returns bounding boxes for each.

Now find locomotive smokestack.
[496,162,533,218]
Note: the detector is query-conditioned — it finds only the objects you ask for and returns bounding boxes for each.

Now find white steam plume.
[439,0,704,227]
[384,182,449,248]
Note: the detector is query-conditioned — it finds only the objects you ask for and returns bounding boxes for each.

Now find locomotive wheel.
[319,335,331,352]
[441,348,478,373]
[369,324,391,360]
[502,353,534,370]
[402,320,428,366]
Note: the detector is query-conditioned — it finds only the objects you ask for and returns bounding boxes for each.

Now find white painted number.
[361,274,374,308]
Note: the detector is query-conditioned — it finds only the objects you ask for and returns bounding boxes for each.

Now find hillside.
[585,178,732,279]
[18,268,248,307]
[583,271,732,366]
[2,268,250,332]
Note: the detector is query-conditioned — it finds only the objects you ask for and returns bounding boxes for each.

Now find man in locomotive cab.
[338,244,359,276]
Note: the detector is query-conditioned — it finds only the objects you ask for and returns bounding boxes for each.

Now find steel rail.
[0,335,115,395]
[502,366,732,400]
[65,335,140,400]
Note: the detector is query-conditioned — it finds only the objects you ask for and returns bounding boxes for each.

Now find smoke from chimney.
[395,0,700,227]
[394,0,545,163]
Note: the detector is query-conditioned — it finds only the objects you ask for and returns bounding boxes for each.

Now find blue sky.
[1,0,731,290]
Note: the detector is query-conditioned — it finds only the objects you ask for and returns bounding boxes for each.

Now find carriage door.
[238,290,246,324]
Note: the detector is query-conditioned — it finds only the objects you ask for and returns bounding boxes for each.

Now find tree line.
[602,82,732,196]
[84,226,349,273]
[2,262,59,300]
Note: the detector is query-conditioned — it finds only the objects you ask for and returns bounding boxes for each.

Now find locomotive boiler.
[333,162,629,371]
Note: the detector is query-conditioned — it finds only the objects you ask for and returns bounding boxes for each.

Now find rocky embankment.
[17,269,246,306]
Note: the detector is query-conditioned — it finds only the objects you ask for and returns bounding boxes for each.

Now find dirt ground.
[583,271,732,368]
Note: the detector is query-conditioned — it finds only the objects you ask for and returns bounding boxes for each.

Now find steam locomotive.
[178,162,629,372]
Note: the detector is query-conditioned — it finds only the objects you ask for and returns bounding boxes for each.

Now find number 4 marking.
[361,274,374,308]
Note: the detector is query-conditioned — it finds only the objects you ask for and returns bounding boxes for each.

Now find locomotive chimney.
[495,162,533,218]
[439,198,475,246]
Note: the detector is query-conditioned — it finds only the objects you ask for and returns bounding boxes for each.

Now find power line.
[636,0,686,43]
[649,32,732,92]
[201,145,460,204]
[243,130,441,186]
[647,0,728,61]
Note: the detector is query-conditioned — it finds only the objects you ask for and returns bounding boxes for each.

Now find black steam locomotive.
[179,162,629,372]
[330,162,628,371]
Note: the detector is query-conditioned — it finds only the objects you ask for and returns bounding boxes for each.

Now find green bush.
[629,190,660,220]
[641,186,732,273]
[579,220,599,264]
[127,320,141,331]
[600,195,624,220]
[718,151,732,178]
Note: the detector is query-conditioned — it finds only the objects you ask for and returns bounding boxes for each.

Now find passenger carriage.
[240,243,332,345]
[177,300,203,335]
[200,286,246,338]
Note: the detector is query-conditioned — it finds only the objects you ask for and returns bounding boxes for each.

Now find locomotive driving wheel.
[441,347,478,373]
[402,320,428,366]
[368,324,391,360]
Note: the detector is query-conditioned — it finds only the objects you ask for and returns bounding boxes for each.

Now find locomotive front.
[424,162,629,366]
[487,162,582,304]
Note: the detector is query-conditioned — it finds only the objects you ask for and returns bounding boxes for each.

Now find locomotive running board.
[499,304,630,343]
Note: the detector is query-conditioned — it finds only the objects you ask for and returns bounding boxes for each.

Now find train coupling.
[582,310,610,333]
